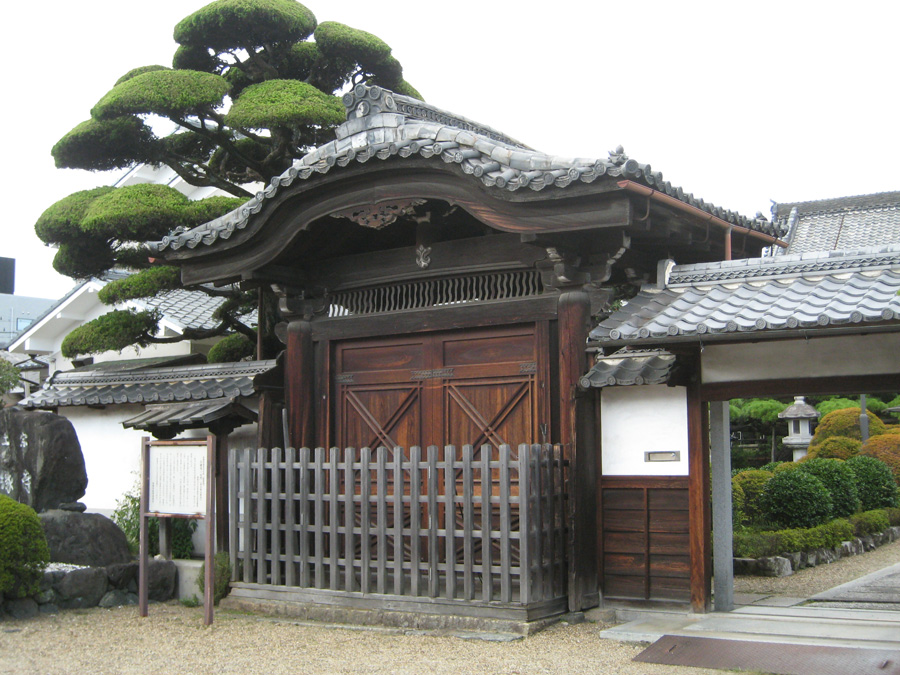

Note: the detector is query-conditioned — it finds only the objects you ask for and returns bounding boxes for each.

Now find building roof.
[19,358,279,409]
[122,399,257,433]
[151,85,783,256]
[580,349,677,388]
[589,244,900,347]
[774,191,900,256]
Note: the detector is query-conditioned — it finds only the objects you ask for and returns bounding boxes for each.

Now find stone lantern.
[778,396,820,461]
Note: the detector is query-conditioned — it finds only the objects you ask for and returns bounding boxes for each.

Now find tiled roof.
[774,191,900,256]
[580,349,676,388]
[20,359,278,409]
[778,397,820,420]
[122,400,256,432]
[151,85,781,254]
[589,244,900,346]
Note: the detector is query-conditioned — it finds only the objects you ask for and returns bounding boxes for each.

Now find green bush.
[807,435,861,460]
[732,518,854,558]
[849,510,890,537]
[112,484,197,558]
[0,495,50,598]
[198,551,231,605]
[732,470,773,524]
[797,458,861,518]
[759,461,783,472]
[884,507,900,526]
[811,408,886,445]
[731,481,746,527]
[846,456,900,511]
[759,470,833,529]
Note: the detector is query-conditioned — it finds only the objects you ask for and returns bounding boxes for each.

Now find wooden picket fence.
[228,444,568,618]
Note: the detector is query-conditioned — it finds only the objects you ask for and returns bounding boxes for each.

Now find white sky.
[6,1,898,300]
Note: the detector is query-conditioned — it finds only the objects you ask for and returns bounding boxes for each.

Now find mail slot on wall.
[644,451,681,462]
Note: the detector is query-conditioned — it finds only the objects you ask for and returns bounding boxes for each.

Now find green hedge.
[733,508,895,558]
[0,495,50,598]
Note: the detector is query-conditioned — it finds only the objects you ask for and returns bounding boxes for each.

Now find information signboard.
[148,444,208,515]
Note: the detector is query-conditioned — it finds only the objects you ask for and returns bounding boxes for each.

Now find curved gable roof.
[152,86,784,284]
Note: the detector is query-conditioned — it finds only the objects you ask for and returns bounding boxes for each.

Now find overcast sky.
[6,1,898,300]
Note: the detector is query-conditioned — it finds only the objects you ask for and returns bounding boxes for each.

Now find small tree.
[0,358,19,407]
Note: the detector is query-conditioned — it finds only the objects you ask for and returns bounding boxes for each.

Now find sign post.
[138,436,216,625]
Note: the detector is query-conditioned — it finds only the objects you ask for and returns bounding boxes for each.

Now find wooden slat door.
[334,325,546,452]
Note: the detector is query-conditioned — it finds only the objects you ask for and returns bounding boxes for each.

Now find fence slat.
[376,446,387,595]
[481,444,493,602]
[271,446,282,586]
[329,447,340,590]
[256,448,267,585]
[462,444,474,601]
[499,445,511,603]
[444,445,456,600]
[285,447,296,586]
[533,444,544,601]
[427,445,439,598]
[314,447,325,588]
[393,447,404,596]
[410,446,421,597]
[360,447,371,594]
[344,447,355,592]
[518,444,531,605]
[299,446,310,587]
[241,449,252,584]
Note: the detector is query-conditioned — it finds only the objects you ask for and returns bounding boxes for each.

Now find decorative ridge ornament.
[415,244,432,269]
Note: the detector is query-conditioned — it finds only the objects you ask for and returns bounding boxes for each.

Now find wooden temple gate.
[227,443,568,619]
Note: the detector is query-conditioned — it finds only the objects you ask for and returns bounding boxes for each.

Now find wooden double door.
[333,324,548,452]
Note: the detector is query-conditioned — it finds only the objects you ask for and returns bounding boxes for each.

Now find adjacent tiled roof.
[20,359,277,409]
[774,191,900,255]
[580,349,676,388]
[122,400,256,432]
[589,244,900,346]
[151,85,781,254]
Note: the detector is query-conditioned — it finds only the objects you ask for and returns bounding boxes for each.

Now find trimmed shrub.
[759,461,783,472]
[810,408,886,445]
[807,436,861,461]
[885,507,900,526]
[758,470,833,529]
[860,434,900,484]
[849,510,890,537]
[732,518,854,559]
[731,481,746,527]
[732,470,773,524]
[846,456,900,510]
[198,551,231,605]
[796,458,861,518]
[774,461,799,472]
[0,495,50,598]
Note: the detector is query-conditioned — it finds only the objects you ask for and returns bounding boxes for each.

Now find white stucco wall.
[59,406,259,518]
[600,384,689,476]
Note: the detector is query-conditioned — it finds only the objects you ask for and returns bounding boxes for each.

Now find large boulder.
[39,511,131,567]
[0,408,87,512]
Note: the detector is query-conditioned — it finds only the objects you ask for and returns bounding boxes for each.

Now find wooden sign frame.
[138,436,216,625]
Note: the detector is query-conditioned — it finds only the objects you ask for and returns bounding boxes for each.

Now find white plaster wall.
[62,405,149,516]
[702,333,900,384]
[600,385,689,476]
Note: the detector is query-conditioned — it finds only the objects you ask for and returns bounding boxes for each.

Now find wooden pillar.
[557,287,597,611]
[286,320,315,448]
[687,373,711,613]
[256,391,284,449]
[709,400,734,611]
[214,432,229,553]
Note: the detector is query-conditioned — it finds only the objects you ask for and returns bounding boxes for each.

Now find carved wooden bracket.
[333,199,426,230]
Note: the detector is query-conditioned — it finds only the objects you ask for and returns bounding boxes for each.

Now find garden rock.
[39,603,58,615]
[106,562,138,589]
[0,408,86,512]
[40,510,131,566]
[3,597,39,620]
[99,589,130,608]
[733,558,757,575]
[148,559,177,601]
[783,552,802,571]
[56,567,108,609]
[757,556,793,577]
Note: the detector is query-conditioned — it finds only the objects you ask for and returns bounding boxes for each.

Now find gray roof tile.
[580,349,676,388]
[590,244,900,345]
[20,359,277,409]
[151,85,782,255]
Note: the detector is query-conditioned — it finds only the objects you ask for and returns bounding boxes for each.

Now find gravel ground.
[2,540,897,675]
[0,606,721,675]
